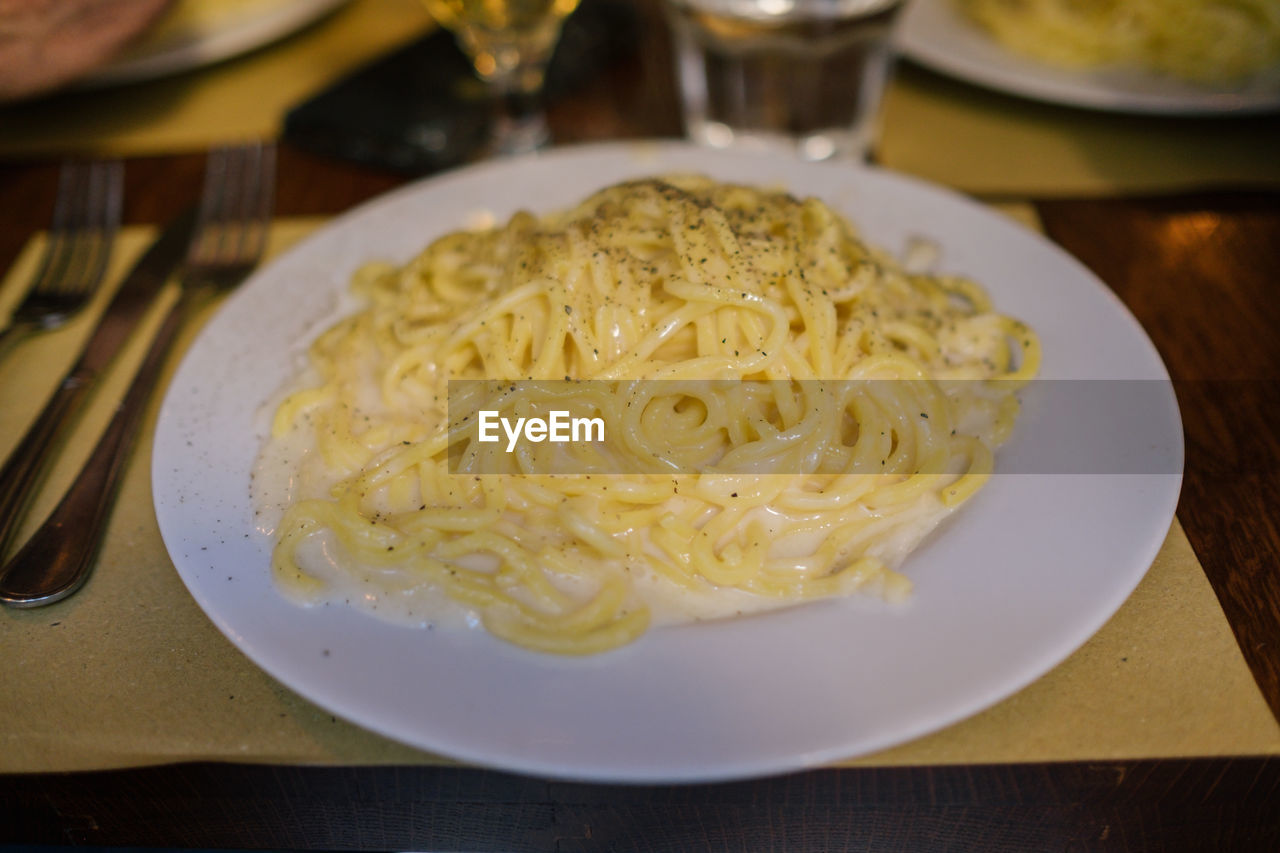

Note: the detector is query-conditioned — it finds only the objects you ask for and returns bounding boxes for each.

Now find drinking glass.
[665,0,904,161]
[420,0,583,156]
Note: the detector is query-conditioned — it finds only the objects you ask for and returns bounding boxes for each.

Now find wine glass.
[421,0,583,156]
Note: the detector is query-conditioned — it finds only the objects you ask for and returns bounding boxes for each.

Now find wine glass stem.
[489,65,551,156]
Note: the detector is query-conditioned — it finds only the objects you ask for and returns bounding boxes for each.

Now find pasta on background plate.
[255,176,1040,654]
[955,0,1280,84]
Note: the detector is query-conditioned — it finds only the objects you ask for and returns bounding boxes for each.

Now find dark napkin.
[284,0,638,174]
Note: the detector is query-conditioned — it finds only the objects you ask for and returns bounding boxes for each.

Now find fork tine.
[55,162,100,285]
[191,146,231,265]
[220,145,254,263]
[76,161,123,293]
[225,143,271,267]
[189,143,275,271]
[61,160,123,297]
[57,164,98,296]
[236,142,274,264]
[244,144,276,263]
[228,145,259,263]
[25,163,88,294]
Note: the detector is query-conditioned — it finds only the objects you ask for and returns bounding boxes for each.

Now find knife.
[0,209,197,557]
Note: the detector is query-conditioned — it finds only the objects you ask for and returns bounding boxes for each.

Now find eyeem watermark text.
[477,410,606,453]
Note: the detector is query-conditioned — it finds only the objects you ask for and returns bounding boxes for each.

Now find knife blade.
[0,209,197,556]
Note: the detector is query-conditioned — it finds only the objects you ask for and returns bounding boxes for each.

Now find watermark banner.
[446,379,1184,476]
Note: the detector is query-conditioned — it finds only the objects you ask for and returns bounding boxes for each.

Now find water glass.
[665,0,904,161]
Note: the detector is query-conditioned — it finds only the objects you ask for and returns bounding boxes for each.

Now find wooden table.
[2,3,1278,848]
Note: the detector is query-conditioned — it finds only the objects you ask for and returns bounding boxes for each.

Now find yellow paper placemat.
[879,64,1280,197]
[1,217,1277,774]
[0,0,433,159]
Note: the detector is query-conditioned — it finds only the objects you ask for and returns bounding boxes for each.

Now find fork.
[0,160,123,359]
[0,143,276,607]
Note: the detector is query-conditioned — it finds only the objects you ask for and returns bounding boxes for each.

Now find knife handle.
[0,369,96,558]
[0,296,186,606]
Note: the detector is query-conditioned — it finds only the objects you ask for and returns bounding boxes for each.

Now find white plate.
[153,141,1183,783]
[896,0,1280,115]
[83,0,350,87]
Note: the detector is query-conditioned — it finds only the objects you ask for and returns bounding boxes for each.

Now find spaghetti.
[257,176,1040,654]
